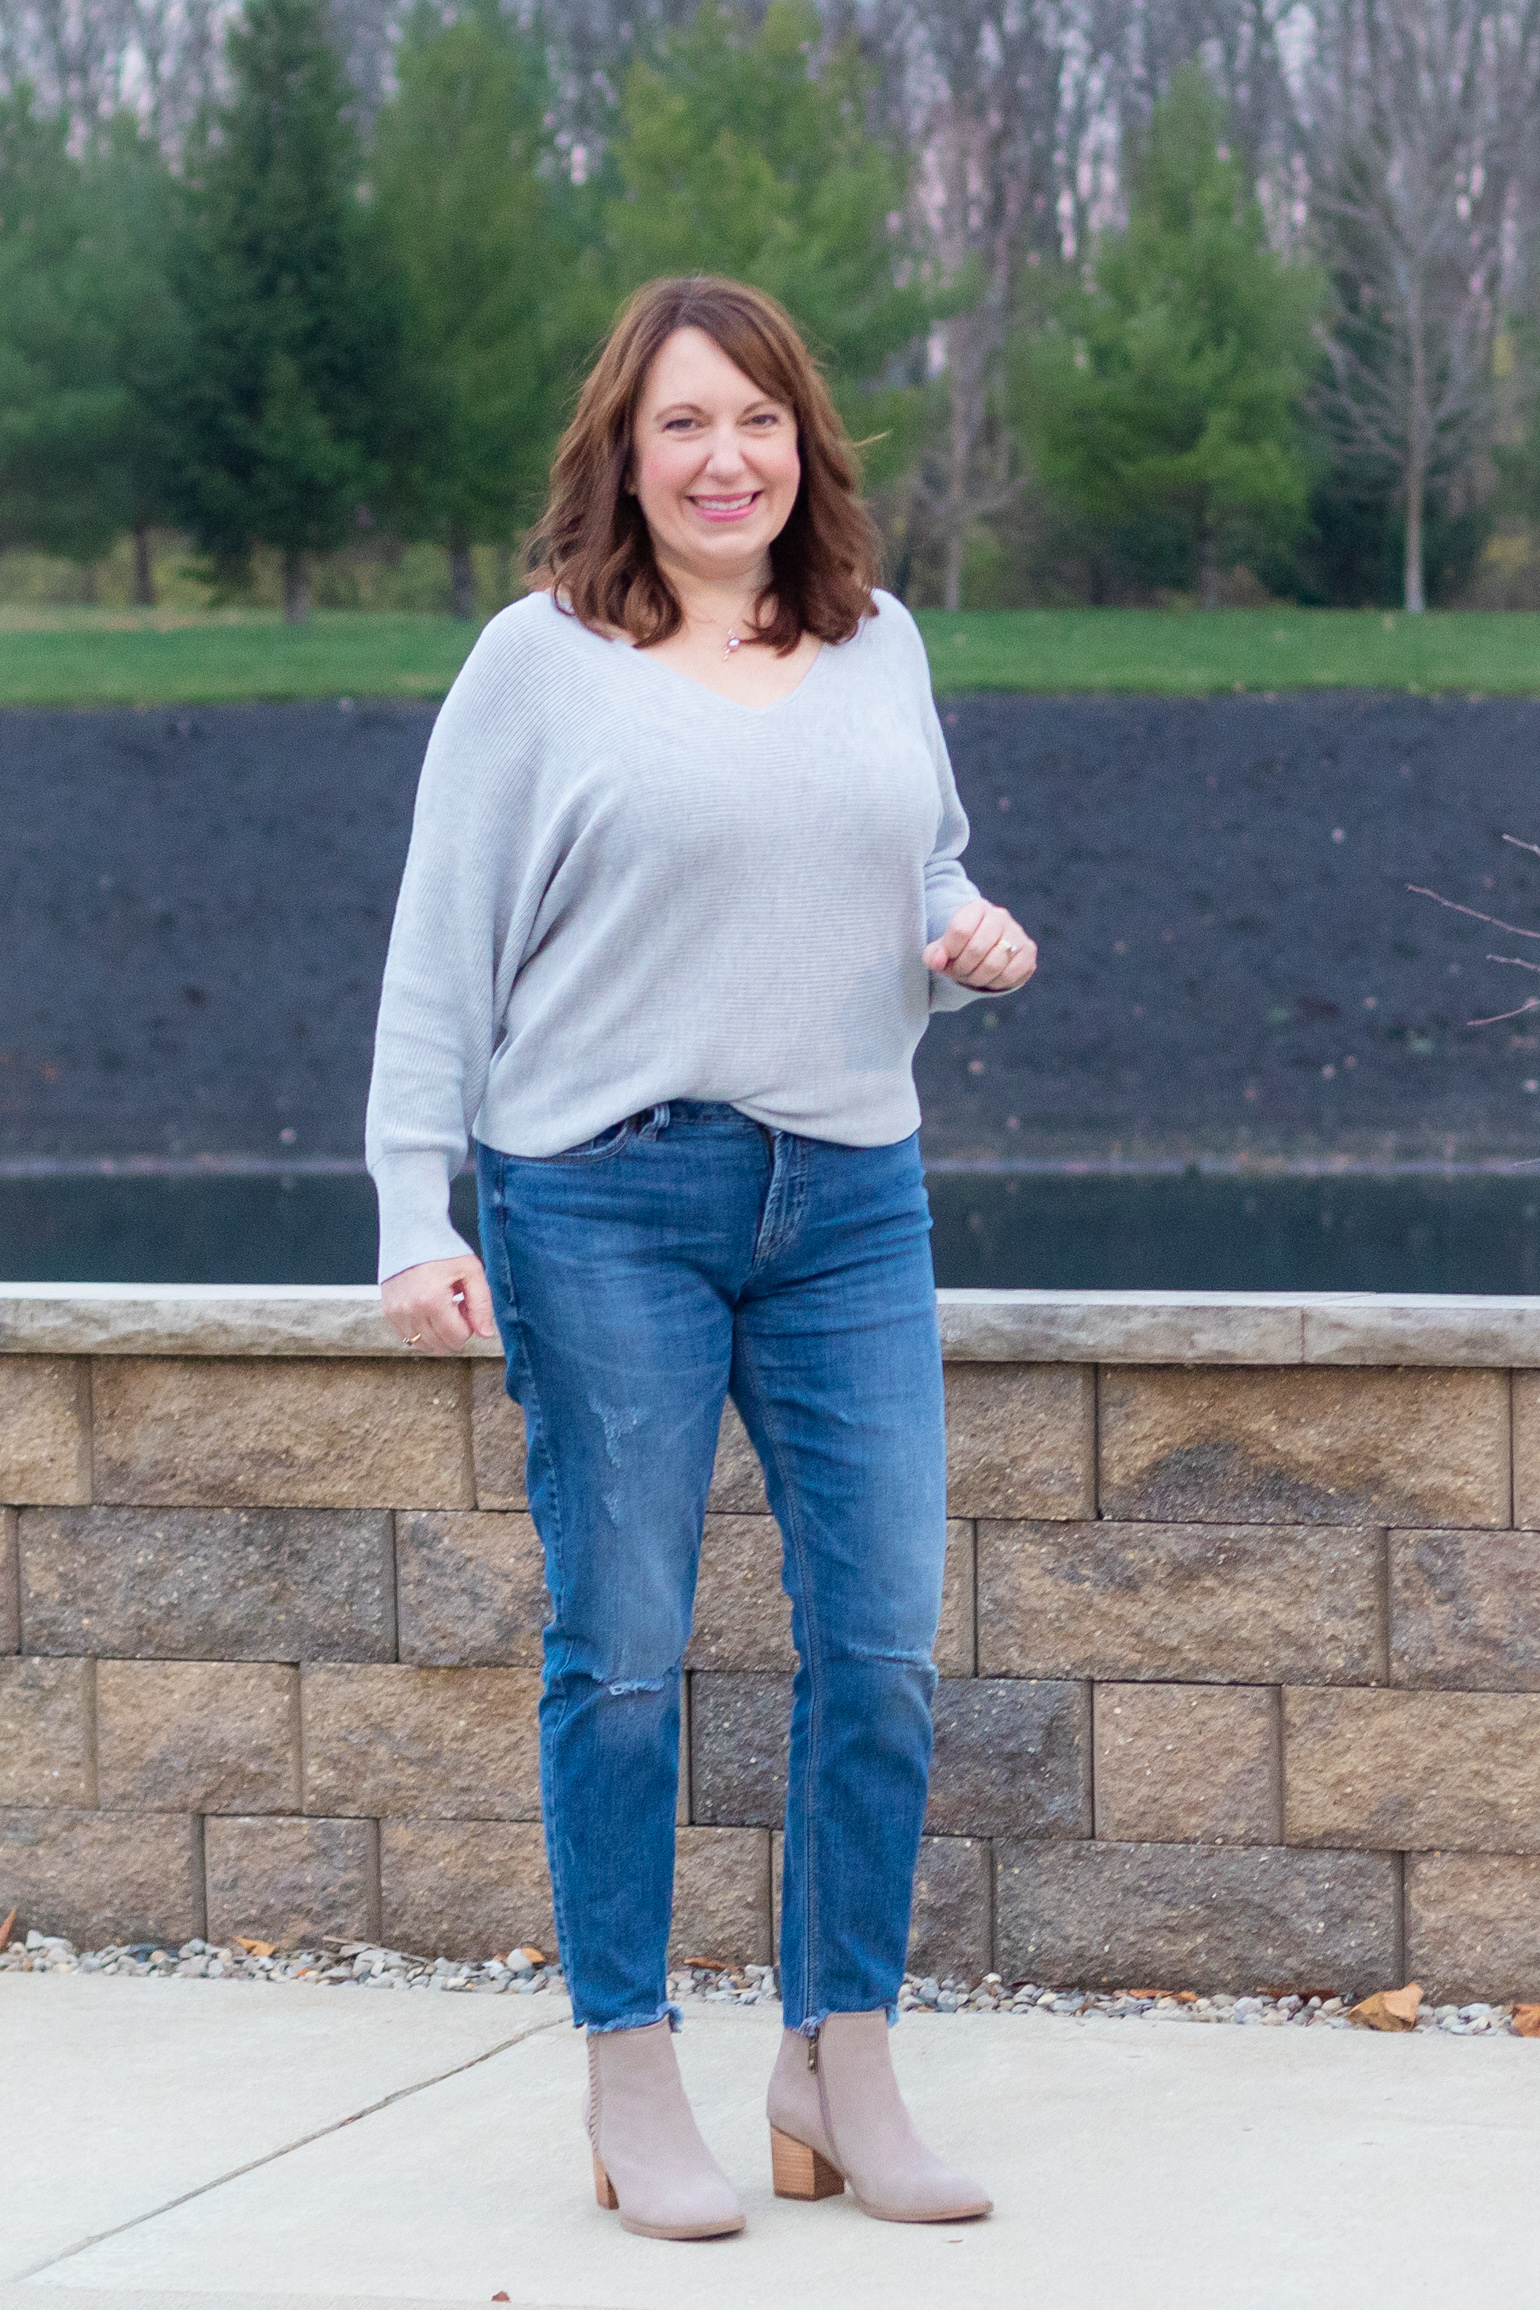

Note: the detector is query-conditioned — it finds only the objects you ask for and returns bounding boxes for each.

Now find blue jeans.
[476,1102,947,2036]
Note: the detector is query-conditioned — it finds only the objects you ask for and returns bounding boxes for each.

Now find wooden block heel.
[593,2153,619,2210]
[770,2125,845,2201]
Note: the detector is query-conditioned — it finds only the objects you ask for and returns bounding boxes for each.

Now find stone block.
[927,1678,1090,1839]
[381,1818,554,1960]
[1,1510,16,1652]
[687,1518,791,1671]
[1405,1853,1540,2004]
[0,1357,89,1505]
[708,1401,770,1514]
[302,1664,542,1820]
[1094,1684,1279,1845]
[18,1506,396,1662]
[910,1836,992,1979]
[935,1521,976,1677]
[1284,1687,1540,1852]
[397,1512,548,1666]
[0,1809,203,1948]
[1099,1367,1508,1528]
[671,1826,771,1965]
[996,1840,1397,1995]
[944,1364,1094,1520]
[1510,1374,1540,1528]
[206,1816,377,1948]
[91,1357,473,1510]
[97,1661,300,1814]
[978,1521,1383,1686]
[0,1657,93,1806]
[1390,1528,1540,1690]
[689,1672,791,1827]
[471,1366,526,1511]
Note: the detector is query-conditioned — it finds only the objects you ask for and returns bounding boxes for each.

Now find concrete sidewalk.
[4,1976,1537,2310]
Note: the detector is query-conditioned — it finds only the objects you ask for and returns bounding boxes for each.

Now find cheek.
[633,446,693,507]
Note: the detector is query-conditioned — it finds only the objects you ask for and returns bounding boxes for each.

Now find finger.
[937,899,988,961]
[950,906,1010,980]
[460,1263,497,1338]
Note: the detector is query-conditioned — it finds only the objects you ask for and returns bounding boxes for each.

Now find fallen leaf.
[492,2292,510,2300]
[516,1946,545,1966]
[0,1907,15,1953]
[1174,1991,1198,2005]
[235,1937,277,1958]
[1349,1982,1422,2032]
[1127,1988,1163,2000]
[1512,2004,1540,2038]
[682,1954,728,1971]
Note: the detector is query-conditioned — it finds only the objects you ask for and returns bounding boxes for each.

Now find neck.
[656,551,773,634]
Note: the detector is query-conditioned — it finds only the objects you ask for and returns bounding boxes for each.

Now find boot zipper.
[806,2025,820,2072]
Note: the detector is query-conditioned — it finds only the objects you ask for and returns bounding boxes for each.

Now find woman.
[367,276,1036,2242]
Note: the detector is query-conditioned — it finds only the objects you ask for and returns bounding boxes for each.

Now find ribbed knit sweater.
[366,586,994,1281]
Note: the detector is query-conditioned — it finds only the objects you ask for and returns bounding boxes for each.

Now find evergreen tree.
[607,0,926,482]
[373,1,603,618]
[0,91,124,563]
[174,0,409,619]
[1016,67,1320,604]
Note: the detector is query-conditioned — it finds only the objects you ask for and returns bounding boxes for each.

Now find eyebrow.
[650,397,785,420]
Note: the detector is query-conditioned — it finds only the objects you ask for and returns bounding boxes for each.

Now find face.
[629,326,801,586]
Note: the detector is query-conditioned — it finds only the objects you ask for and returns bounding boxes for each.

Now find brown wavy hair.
[530,276,881,655]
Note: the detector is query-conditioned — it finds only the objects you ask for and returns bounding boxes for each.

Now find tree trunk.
[132,525,156,608]
[449,532,476,621]
[1404,460,1426,615]
[492,539,514,610]
[1404,297,1428,615]
[1200,525,1219,611]
[282,551,311,625]
[942,529,964,613]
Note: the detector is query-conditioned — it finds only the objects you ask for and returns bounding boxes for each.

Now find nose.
[700,421,749,478]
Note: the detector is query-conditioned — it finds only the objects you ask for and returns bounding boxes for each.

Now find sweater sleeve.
[365,612,538,1282]
[885,601,1000,1016]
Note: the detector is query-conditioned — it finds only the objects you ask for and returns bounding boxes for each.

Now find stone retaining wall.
[5,1285,1540,2000]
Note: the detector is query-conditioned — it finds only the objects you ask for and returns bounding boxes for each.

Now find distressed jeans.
[476,1101,947,2036]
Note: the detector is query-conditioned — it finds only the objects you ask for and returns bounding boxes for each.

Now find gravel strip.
[1,1932,1526,2037]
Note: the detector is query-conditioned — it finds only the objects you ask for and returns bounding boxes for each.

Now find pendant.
[724,634,741,660]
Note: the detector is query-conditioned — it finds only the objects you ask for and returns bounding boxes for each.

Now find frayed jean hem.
[794,2003,898,2036]
[582,2001,682,2036]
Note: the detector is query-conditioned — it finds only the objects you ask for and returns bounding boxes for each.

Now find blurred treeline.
[4,0,1540,620]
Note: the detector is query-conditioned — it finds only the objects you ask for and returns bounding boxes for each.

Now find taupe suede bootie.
[766,2014,992,2223]
[585,2020,745,2241]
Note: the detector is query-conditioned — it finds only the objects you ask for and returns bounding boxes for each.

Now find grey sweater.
[366,587,993,1281]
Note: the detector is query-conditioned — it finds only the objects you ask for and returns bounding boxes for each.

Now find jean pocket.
[533,1117,638,1165]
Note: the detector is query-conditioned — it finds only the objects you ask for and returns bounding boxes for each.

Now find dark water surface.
[6,1168,1540,1294]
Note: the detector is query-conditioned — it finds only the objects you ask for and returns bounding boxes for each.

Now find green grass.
[914,606,1540,697]
[2,602,1540,706]
[0,609,475,708]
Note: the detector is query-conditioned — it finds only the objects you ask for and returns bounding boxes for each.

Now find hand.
[381,1254,498,1355]
[924,899,1038,991]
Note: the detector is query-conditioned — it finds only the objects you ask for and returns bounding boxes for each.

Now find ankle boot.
[585,2020,745,2241]
[766,2014,991,2224]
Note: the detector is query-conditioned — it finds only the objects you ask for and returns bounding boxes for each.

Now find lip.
[685,489,762,524]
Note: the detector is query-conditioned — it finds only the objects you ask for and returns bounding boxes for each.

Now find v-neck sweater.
[366,586,995,1280]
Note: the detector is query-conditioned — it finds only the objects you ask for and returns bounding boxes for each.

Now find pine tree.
[174,0,408,619]
[373,0,603,619]
[608,0,926,482]
[1016,67,1320,605]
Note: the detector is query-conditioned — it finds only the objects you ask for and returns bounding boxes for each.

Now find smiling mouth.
[688,491,761,518]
